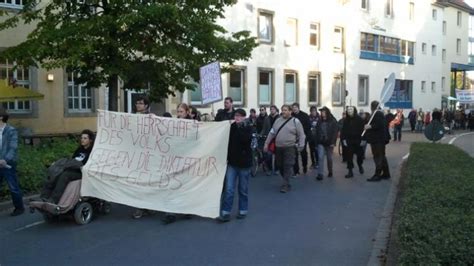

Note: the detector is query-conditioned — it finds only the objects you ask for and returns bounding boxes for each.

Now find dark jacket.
[72,145,93,165]
[314,108,338,147]
[341,109,365,145]
[256,114,267,134]
[366,110,389,144]
[408,110,417,123]
[261,114,279,136]
[292,110,311,138]
[227,122,253,168]
[215,108,235,121]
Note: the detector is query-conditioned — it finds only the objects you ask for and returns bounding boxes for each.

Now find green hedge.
[398,143,474,265]
[1,138,78,200]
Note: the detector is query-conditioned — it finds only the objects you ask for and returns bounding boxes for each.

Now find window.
[457,39,461,55]
[258,11,273,43]
[442,49,446,62]
[442,77,446,91]
[409,2,414,21]
[421,81,426,92]
[386,79,413,109]
[457,11,462,27]
[258,70,273,105]
[422,43,427,54]
[0,59,31,114]
[401,40,415,57]
[284,72,297,104]
[334,27,344,52]
[309,23,319,48]
[285,18,298,46]
[0,0,23,9]
[358,75,369,106]
[228,68,245,106]
[187,80,203,106]
[67,72,92,112]
[431,82,436,92]
[380,36,400,55]
[332,75,343,106]
[360,33,415,64]
[432,9,437,20]
[361,0,369,10]
[442,21,447,35]
[360,32,377,52]
[432,45,437,56]
[385,0,393,17]
[308,73,321,105]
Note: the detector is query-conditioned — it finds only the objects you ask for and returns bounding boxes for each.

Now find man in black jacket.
[218,109,253,222]
[215,97,235,121]
[364,101,390,182]
[341,106,365,178]
[292,102,311,175]
[256,106,267,134]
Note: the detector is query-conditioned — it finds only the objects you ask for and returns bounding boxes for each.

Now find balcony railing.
[360,51,414,65]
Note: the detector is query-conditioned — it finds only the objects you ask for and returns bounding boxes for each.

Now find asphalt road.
[0,134,417,266]
[447,131,474,157]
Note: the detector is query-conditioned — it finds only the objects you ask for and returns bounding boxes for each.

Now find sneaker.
[162,214,177,225]
[237,213,247,219]
[316,174,323,181]
[217,214,231,223]
[328,172,333,178]
[10,208,24,217]
[367,175,382,182]
[359,165,365,174]
[132,209,144,219]
[380,175,391,180]
[280,185,289,193]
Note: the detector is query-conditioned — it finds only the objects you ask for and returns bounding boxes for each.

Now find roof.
[437,0,474,14]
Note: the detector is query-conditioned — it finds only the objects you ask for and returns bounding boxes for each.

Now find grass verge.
[395,143,474,265]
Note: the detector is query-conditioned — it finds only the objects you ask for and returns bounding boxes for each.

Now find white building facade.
[183,0,472,118]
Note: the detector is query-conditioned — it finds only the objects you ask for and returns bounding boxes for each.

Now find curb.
[367,157,405,266]
[0,194,39,213]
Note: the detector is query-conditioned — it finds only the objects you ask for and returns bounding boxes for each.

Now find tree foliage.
[0,0,257,110]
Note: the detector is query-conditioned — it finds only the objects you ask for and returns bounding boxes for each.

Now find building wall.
[1,0,471,134]
[181,0,470,118]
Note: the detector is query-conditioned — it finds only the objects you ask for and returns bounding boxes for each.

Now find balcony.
[360,51,414,65]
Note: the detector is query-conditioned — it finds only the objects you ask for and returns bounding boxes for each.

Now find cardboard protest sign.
[81,110,230,218]
[200,61,222,105]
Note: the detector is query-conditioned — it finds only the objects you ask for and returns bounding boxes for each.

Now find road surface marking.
[402,153,410,160]
[14,221,44,232]
[448,132,474,145]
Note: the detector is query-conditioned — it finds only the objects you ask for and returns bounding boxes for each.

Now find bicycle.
[250,133,267,177]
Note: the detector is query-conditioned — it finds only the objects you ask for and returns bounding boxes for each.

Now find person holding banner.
[162,103,194,225]
[218,109,253,222]
[132,96,153,219]
[215,97,235,121]
[264,105,305,193]
[364,101,391,182]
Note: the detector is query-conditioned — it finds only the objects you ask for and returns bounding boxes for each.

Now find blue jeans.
[317,145,334,176]
[393,126,402,141]
[221,165,250,215]
[0,163,24,210]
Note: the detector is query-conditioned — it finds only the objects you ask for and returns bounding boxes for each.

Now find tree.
[0,0,257,111]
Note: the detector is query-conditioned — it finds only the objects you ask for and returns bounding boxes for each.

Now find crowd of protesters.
[1,95,472,223]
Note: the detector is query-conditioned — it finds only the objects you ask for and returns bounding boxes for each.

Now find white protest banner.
[200,61,222,105]
[81,110,230,218]
[456,89,474,104]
